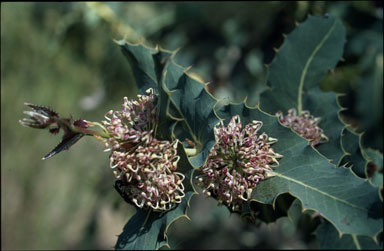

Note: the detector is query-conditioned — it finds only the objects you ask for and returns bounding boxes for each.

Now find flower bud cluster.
[276,108,328,146]
[19,103,58,130]
[103,89,185,211]
[195,115,283,212]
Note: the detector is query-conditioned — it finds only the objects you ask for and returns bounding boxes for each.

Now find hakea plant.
[276,108,328,146]
[195,115,283,212]
[19,89,186,212]
[18,16,384,250]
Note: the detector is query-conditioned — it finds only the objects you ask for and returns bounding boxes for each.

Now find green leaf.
[287,199,321,237]
[216,102,383,237]
[316,220,382,250]
[339,127,367,177]
[118,40,220,168]
[115,143,197,250]
[356,53,383,151]
[339,127,383,186]
[241,194,295,224]
[161,58,220,168]
[287,199,304,226]
[364,148,383,187]
[117,41,159,94]
[259,15,346,164]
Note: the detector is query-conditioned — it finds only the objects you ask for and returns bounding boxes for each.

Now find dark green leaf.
[117,41,159,94]
[162,59,220,168]
[118,40,220,168]
[287,199,321,237]
[241,194,295,224]
[364,149,383,187]
[339,127,366,177]
[259,15,346,164]
[316,219,382,250]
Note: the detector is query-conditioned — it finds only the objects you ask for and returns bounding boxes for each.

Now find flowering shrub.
[196,115,282,211]
[19,15,383,250]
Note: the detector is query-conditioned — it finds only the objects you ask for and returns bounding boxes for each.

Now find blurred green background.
[1,2,382,250]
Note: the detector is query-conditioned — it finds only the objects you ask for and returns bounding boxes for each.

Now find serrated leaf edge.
[215,99,382,238]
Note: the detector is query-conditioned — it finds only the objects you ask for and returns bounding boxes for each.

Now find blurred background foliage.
[1,2,382,250]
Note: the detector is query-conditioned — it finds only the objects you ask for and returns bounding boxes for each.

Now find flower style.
[103,88,185,211]
[276,108,328,146]
[195,115,283,212]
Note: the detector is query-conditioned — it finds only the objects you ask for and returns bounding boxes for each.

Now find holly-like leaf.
[161,59,220,168]
[118,40,220,168]
[115,143,197,250]
[117,41,159,94]
[316,219,382,250]
[216,102,383,237]
[259,15,346,164]
[339,127,366,177]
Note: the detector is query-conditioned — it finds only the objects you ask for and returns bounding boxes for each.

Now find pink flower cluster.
[276,108,328,146]
[195,115,283,212]
[103,89,185,211]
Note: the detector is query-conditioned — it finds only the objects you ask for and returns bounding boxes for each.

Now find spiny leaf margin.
[258,14,346,164]
[215,101,383,237]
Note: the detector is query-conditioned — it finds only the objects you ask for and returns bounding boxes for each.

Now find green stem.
[58,118,110,138]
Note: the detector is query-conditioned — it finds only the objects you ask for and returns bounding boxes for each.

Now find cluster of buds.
[19,103,95,160]
[103,88,185,211]
[276,108,328,146]
[195,115,283,212]
[19,103,59,131]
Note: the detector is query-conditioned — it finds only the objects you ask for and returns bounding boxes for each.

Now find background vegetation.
[1,2,382,249]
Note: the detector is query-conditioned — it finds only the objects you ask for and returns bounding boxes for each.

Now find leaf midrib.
[297,19,338,114]
[273,171,372,214]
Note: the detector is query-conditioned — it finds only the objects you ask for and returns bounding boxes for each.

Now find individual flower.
[276,108,328,146]
[103,89,185,211]
[195,115,283,212]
